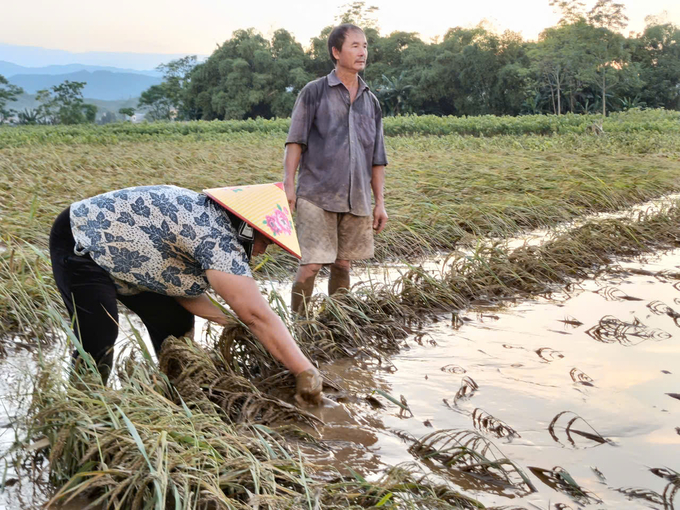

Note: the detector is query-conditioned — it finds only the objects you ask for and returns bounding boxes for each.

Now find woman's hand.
[206,270,323,406]
[295,367,323,406]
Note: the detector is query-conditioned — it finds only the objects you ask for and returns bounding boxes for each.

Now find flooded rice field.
[2,248,680,509]
[317,264,680,508]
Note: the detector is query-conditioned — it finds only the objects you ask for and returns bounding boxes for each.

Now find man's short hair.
[327,24,364,65]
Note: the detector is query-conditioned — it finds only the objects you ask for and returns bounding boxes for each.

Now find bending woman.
[49,183,322,405]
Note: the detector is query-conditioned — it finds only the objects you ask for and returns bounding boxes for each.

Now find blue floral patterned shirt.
[69,185,252,296]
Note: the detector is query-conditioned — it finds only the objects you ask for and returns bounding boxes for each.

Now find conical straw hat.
[203,183,301,259]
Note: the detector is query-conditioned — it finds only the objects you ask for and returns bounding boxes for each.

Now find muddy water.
[2,250,680,508]
[311,252,680,508]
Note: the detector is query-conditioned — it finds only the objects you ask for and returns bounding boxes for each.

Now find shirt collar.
[327,69,369,94]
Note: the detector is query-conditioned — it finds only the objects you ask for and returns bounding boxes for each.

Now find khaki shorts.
[295,198,374,265]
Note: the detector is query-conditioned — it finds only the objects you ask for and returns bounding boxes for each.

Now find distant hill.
[0,60,161,78]
[9,93,139,121]
[7,70,162,100]
[0,43,203,70]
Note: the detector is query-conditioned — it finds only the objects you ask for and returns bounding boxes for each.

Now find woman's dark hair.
[327,24,364,65]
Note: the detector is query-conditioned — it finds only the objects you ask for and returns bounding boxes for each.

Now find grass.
[0,109,678,148]
[1,112,679,263]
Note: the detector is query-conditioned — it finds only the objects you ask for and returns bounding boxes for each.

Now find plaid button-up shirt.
[285,70,388,217]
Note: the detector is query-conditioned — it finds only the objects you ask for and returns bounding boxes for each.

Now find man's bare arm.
[283,144,303,212]
[371,165,388,233]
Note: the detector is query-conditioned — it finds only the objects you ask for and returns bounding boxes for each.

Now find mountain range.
[0,43,199,71]
[7,69,162,100]
[0,60,161,78]
[0,43,206,103]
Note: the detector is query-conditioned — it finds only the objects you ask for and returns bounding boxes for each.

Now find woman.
[49,183,322,405]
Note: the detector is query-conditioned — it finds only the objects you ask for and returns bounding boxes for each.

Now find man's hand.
[373,203,388,233]
[295,367,323,406]
[285,184,297,213]
[283,144,302,212]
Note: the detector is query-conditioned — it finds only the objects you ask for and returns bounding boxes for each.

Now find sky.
[2,0,679,60]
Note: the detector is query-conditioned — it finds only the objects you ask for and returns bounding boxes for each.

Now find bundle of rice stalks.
[217,284,419,384]
[20,347,486,509]
[409,429,536,496]
[158,336,321,427]
[25,356,318,509]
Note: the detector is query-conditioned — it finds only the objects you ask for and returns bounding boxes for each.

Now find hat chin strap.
[238,222,255,261]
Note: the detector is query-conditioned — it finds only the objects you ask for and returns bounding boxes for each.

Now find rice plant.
[409,429,536,495]
[548,411,610,447]
[528,466,602,505]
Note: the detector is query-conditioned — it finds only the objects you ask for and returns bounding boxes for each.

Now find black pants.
[49,207,194,381]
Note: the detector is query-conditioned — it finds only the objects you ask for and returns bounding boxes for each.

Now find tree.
[335,1,379,30]
[588,0,628,30]
[630,21,680,110]
[35,80,97,124]
[118,107,136,119]
[549,0,587,25]
[531,22,591,114]
[138,84,174,121]
[185,28,312,120]
[155,55,197,119]
[99,111,117,125]
[372,72,412,115]
[583,1,631,115]
[17,108,41,125]
[0,74,24,123]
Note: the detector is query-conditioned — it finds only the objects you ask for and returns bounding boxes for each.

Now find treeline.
[0,79,100,125]
[137,0,680,121]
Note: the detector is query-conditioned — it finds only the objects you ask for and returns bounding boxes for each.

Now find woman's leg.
[49,207,120,384]
[118,292,195,355]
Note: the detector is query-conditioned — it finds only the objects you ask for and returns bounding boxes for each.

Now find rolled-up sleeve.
[286,85,316,151]
[372,100,388,166]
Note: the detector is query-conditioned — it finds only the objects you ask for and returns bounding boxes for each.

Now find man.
[49,184,322,405]
[284,23,388,313]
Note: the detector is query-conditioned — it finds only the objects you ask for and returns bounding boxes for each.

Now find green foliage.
[118,107,135,118]
[133,5,680,121]
[630,22,680,110]
[138,84,175,121]
[34,80,98,125]
[0,74,24,123]
[182,28,312,120]
[371,72,412,115]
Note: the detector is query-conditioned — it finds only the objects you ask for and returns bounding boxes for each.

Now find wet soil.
[2,249,680,508]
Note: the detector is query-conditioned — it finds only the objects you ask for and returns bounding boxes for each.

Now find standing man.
[284,23,388,313]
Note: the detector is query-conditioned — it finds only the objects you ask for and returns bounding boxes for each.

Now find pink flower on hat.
[264,204,292,236]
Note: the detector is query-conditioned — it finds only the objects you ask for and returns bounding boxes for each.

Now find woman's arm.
[206,270,322,404]
[175,294,229,325]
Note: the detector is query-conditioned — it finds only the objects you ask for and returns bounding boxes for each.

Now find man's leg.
[334,212,374,296]
[292,263,322,314]
[292,198,339,314]
[329,259,351,295]
[118,292,195,355]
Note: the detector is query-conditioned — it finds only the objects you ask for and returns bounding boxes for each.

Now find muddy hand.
[295,367,323,406]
